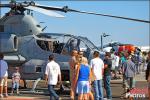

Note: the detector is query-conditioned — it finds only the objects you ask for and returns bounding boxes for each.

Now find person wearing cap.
[0,53,8,98]
[11,67,21,95]
[45,54,62,100]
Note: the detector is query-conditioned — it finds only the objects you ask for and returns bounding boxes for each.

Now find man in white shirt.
[111,52,120,79]
[114,53,120,79]
[0,53,8,98]
[90,51,104,100]
[45,54,61,100]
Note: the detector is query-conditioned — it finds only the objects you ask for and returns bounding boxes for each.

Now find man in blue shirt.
[0,53,8,98]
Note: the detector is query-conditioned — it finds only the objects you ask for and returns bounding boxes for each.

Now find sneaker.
[103,98,107,100]
[120,96,127,99]
[70,97,74,100]
[17,92,20,95]
[10,93,14,96]
[17,93,21,96]
[0,94,3,98]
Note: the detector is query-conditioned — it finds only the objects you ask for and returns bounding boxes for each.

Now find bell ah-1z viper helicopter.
[0,0,149,92]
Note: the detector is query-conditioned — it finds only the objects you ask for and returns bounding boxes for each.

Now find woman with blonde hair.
[82,57,94,100]
[74,57,94,100]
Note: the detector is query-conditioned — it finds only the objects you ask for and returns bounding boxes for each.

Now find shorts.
[12,82,19,89]
[0,77,7,86]
[76,81,90,94]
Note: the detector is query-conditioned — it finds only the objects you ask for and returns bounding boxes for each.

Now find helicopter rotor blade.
[34,3,65,12]
[34,4,150,23]
[25,6,64,18]
[68,9,150,23]
[0,4,11,7]
[1,2,149,23]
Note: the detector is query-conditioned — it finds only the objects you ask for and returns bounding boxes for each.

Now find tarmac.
[0,72,148,100]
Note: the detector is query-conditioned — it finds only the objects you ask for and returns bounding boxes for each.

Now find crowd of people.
[0,49,150,100]
[68,50,116,100]
[66,49,150,100]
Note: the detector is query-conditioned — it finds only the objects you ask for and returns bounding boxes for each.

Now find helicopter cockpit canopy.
[77,36,98,50]
[35,33,99,58]
[35,33,70,54]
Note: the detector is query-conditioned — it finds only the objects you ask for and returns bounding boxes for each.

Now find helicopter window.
[36,40,50,51]
[36,66,42,73]
[79,41,87,51]
[65,38,80,53]
[36,34,71,54]
[14,36,18,49]
[78,41,91,58]
[47,41,54,51]
[63,38,90,57]
[0,25,4,32]
[53,41,64,54]
[36,40,63,53]
[78,36,98,50]
[36,25,41,28]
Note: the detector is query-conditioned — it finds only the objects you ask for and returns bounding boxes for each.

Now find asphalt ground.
[0,72,149,100]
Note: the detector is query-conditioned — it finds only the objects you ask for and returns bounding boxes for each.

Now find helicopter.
[102,41,142,55]
[0,0,149,92]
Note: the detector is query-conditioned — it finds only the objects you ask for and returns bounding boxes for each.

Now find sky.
[0,0,149,47]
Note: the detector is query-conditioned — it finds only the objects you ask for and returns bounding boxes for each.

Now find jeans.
[104,76,112,99]
[123,76,135,89]
[136,64,140,74]
[12,82,19,89]
[93,80,103,100]
[48,85,59,100]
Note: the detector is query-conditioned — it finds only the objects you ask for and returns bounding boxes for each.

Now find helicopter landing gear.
[22,79,27,89]
[20,78,44,94]
[30,78,41,92]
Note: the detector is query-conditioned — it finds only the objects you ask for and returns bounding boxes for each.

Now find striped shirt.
[12,72,21,82]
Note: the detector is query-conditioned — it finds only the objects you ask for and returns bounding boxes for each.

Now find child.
[11,67,21,95]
